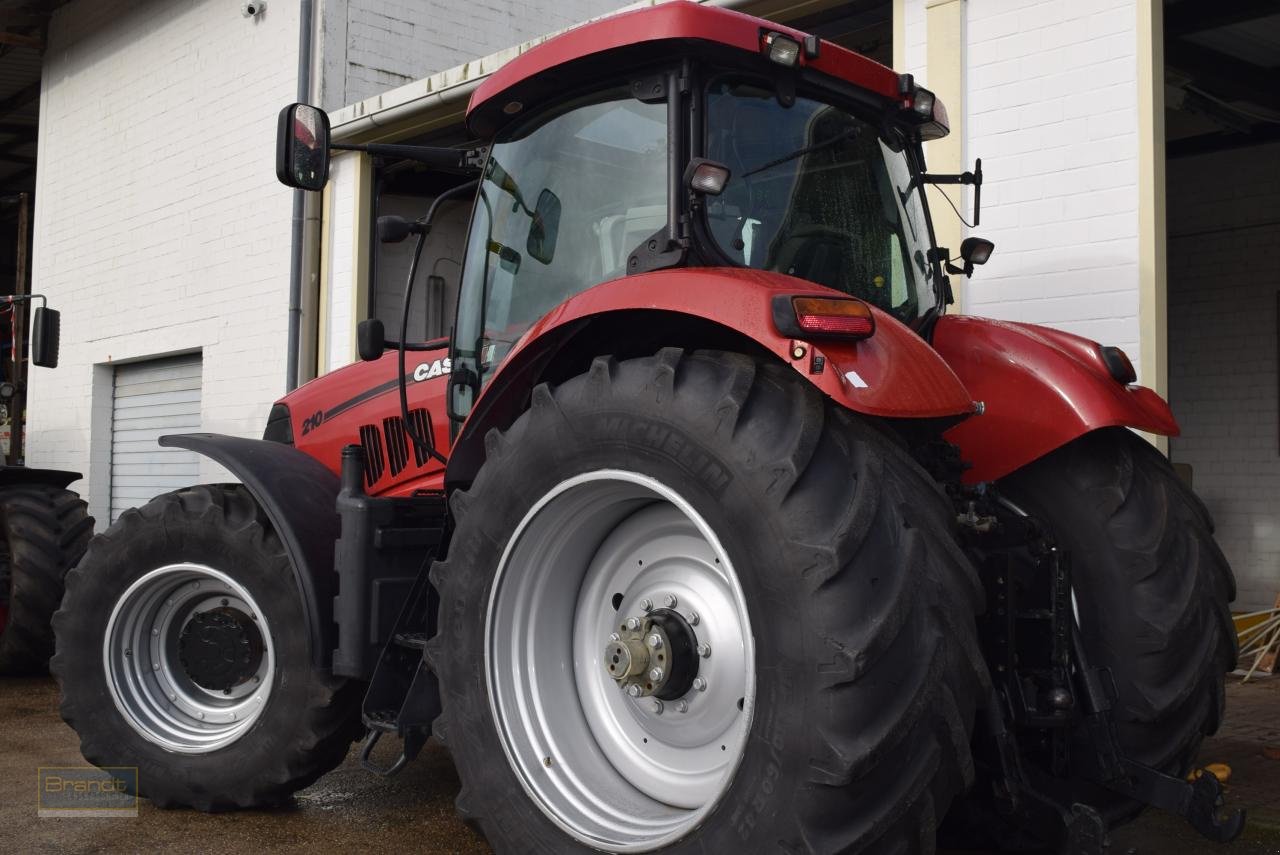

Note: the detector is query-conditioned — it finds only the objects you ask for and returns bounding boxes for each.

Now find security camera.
[242,1,266,17]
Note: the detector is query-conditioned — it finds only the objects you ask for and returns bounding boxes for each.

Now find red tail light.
[791,297,875,339]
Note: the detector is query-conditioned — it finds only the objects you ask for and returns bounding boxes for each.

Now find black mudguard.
[0,466,82,490]
[160,433,339,668]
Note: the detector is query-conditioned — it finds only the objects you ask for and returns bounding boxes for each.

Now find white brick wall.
[29,0,301,523]
[320,0,636,110]
[1168,142,1280,612]
[903,0,927,81]
[960,0,1143,378]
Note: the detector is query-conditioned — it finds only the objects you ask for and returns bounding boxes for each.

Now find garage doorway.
[109,354,202,523]
[1164,0,1280,611]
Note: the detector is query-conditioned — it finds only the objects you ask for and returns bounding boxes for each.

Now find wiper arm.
[742,126,860,178]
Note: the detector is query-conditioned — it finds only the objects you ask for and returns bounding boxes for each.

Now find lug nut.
[646,633,663,650]
[649,667,665,683]
[625,617,642,631]
[675,700,688,713]
[688,611,699,626]
[663,593,678,608]
[640,598,653,612]
[626,684,642,698]
[697,643,712,658]
[651,699,664,715]
[609,632,620,642]
[693,677,707,692]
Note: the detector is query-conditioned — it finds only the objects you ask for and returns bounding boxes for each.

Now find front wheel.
[52,485,360,809]
[429,350,988,853]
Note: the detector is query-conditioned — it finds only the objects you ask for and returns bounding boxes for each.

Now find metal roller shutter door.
[110,354,202,523]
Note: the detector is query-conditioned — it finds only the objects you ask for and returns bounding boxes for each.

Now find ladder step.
[364,708,399,732]
[394,631,428,650]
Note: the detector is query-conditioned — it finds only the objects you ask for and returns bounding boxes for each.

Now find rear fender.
[932,315,1178,484]
[159,433,340,668]
[447,268,975,485]
[0,467,82,490]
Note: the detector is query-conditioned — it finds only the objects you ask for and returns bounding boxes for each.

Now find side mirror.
[276,103,331,191]
[31,307,59,368]
[948,237,995,277]
[357,318,385,362]
[526,189,561,265]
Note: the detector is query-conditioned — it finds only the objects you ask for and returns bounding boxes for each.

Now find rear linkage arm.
[953,480,1245,854]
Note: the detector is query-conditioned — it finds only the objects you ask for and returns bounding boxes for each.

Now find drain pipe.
[286,0,314,391]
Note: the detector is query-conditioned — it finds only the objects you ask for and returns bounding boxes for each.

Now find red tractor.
[53,4,1241,852]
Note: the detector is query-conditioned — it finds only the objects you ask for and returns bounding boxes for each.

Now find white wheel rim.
[103,563,275,753]
[486,470,755,851]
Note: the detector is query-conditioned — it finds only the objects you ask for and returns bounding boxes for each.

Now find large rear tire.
[0,484,93,675]
[429,350,988,853]
[52,484,361,809]
[999,428,1237,826]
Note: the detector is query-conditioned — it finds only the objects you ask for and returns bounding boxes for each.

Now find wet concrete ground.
[2,675,1278,853]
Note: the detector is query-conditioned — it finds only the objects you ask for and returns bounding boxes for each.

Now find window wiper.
[741,126,860,178]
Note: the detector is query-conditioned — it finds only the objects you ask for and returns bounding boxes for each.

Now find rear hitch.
[1072,630,1246,844]
[961,486,1245,853]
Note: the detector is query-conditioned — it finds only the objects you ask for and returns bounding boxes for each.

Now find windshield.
[704,80,938,325]
[451,87,667,415]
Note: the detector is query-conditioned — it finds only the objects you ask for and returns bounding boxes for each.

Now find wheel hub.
[178,606,264,693]
[604,607,698,700]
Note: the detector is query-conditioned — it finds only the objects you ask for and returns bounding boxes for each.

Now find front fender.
[932,315,1178,483]
[159,433,340,667]
[448,268,975,485]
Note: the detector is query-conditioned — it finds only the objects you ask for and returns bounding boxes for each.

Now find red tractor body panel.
[485,267,975,419]
[466,2,917,135]
[932,315,1179,484]
[282,345,453,496]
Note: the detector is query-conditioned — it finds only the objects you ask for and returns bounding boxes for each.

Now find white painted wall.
[29,0,303,525]
[1168,142,1280,612]
[319,0,637,110]
[959,0,1144,379]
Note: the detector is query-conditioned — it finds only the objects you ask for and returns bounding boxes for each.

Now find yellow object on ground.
[1187,764,1232,784]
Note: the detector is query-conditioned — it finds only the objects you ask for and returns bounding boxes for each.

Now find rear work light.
[773,295,876,340]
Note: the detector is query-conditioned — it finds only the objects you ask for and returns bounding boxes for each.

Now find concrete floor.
[2,676,1278,854]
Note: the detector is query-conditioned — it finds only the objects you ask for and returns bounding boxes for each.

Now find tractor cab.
[277,1,990,428]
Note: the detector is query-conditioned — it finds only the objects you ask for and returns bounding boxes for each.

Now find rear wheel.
[429,349,988,852]
[52,484,360,809]
[999,429,1237,825]
[0,484,93,675]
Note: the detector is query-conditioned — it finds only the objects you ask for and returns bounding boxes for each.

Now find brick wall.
[961,0,1143,379]
[29,0,301,522]
[1168,142,1280,611]
[320,0,636,110]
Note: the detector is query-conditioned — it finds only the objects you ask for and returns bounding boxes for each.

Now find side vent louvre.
[409,408,434,466]
[359,424,385,486]
[383,416,409,476]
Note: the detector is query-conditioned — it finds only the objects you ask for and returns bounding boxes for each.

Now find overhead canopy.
[0,1,67,197]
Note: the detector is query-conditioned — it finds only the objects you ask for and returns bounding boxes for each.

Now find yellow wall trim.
[1137,0,1168,454]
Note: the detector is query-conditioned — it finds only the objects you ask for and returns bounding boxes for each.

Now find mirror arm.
[0,294,46,309]
[921,157,983,226]
[331,142,483,173]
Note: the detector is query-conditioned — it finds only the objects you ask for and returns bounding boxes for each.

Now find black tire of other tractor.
[948,427,1236,848]
[51,484,361,810]
[428,349,989,854]
[0,485,93,675]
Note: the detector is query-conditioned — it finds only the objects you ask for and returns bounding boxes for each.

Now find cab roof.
[466,1,914,137]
